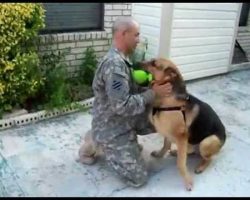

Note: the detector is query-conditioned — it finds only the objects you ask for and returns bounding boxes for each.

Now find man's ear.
[122,30,127,36]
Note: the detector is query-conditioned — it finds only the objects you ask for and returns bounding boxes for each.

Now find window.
[41,3,104,34]
[239,3,250,27]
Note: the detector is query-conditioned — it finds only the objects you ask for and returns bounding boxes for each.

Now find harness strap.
[153,106,186,122]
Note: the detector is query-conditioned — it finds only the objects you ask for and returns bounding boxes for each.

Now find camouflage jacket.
[91,46,155,143]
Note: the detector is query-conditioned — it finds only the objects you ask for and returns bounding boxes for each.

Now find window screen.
[41,3,104,34]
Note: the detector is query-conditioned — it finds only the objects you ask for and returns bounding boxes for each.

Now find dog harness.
[152,106,186,122]
[151,75,189,123]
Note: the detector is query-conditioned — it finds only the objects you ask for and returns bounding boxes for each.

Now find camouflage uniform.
[91,46,156,187]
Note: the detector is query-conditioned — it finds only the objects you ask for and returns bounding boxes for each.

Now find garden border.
[0,97,94,131]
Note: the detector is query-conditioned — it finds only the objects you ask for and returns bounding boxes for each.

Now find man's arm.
[104,61,155,117]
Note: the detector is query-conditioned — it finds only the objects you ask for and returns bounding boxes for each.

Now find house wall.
[38,3,132,77]
[38,3,244,80]
[131,3,242,80]
[168,3,241,80]
[131,3,162,59]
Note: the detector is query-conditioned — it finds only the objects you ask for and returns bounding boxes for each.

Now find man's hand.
[152,82,172,97]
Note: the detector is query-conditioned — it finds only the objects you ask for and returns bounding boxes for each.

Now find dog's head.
[140,58,188,99]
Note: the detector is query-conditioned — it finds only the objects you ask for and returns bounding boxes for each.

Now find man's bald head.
[112,17,140,56]
[112,17,139,35]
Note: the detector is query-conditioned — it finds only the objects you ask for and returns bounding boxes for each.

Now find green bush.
[0,3,45,114]
[67,47,97,101]
[0,3,100,116]
[79,47,98,85]
[24,45,98,112]
[39,50,71,110]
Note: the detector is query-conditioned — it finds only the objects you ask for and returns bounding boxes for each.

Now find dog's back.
[186,94,226,145]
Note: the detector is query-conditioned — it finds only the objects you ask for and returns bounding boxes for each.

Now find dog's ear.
[164,65,183,82]
[165,65,188,99]
[173,66,184,82]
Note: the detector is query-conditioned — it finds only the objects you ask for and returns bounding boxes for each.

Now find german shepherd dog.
[141,58,226,191]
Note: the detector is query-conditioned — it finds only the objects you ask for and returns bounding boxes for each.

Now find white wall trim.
[158,3,174,58]
[183,66,228,81]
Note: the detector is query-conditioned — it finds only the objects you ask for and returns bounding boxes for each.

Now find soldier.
[77,17,172,187]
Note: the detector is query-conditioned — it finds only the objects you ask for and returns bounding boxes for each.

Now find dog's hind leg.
[195,135,222,174]
[151,137,171,158]
[176,135,193,191]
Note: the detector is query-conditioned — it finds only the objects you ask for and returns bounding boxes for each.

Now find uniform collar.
[111,46,133,66]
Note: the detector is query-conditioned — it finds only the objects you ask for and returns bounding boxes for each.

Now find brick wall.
[38,3,132,77]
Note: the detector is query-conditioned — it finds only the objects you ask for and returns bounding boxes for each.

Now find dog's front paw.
[184,176,193,191]
[151,150,164,158]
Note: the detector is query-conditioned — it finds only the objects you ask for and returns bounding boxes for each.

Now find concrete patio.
[0,68,250,197]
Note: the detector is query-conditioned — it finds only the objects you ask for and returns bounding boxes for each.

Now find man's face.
[124,22,140,55]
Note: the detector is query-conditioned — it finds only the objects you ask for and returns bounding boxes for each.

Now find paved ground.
[0,68,250,197]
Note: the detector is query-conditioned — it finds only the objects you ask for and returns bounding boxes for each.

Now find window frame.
[40,3,104,34]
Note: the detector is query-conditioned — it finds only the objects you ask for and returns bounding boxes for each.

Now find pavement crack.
[0,153,26,196]
[230,134,250,145]
[81,167,100,196]
[106,185,130,197]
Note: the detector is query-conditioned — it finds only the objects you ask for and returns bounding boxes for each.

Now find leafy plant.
[0,3,45,116]
[38,49,71,111]
[24,45,97,112]
[68,81,93,102]
[79,47,98,85]
[68,47,98,101]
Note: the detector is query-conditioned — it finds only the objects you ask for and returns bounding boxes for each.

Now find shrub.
[67,47,98,101]
[0,3,45,115]
[39,49,71,110]
[24,45,98,111]
[79,47,98,86]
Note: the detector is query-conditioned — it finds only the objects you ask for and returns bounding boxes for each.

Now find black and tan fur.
[141,58,226,191]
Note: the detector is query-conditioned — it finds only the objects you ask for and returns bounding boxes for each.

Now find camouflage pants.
[94,111,156,187]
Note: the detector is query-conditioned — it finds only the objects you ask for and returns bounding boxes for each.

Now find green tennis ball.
[132,70,148,84]
[132,70,152,85]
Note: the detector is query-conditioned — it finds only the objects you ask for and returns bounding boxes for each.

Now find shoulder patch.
[112,80,123,91]
[108,73,129,99]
